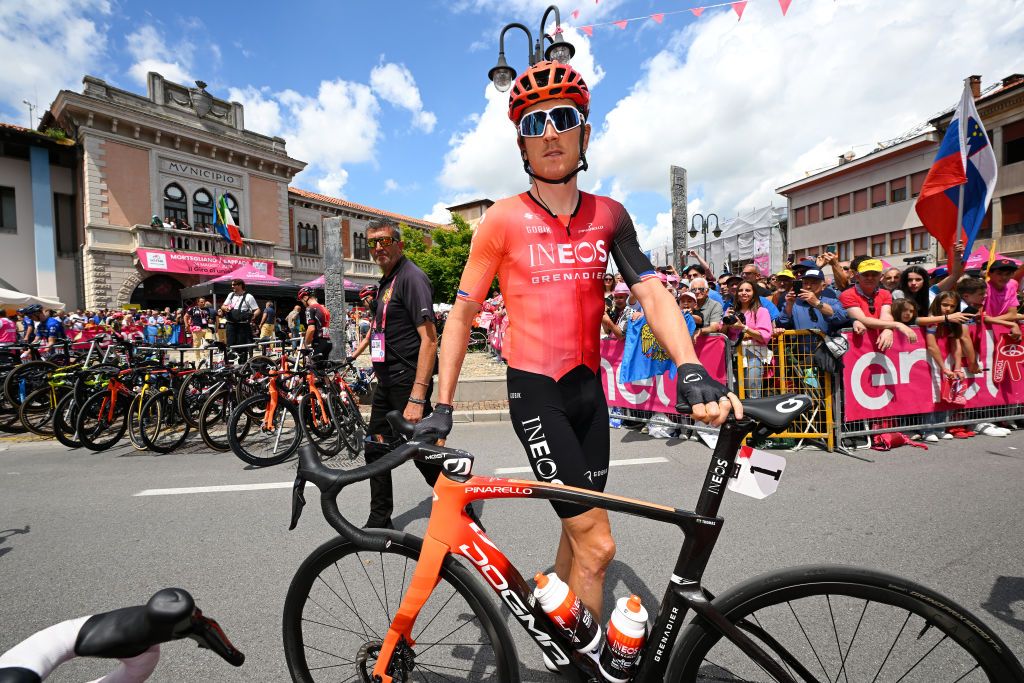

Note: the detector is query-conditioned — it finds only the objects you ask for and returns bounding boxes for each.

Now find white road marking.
[494,456,668,475]
[135,456,672,496]
[135,482,293,496]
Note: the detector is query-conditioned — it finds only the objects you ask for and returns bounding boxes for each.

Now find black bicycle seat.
[75,588,194,659]
[739,394,812,432]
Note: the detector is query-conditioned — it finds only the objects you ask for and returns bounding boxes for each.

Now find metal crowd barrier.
[735,330,835,451]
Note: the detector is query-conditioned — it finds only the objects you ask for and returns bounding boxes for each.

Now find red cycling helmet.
[297,287,314,301]
[508,60,590,125]
[359,284,378,300]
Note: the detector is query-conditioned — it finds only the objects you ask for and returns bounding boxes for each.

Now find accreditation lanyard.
[370,276,398,362]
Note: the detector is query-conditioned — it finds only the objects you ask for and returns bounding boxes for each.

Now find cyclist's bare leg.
[560,507,615,619]
[554,529,572,579]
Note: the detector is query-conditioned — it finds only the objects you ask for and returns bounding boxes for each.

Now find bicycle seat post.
[693,418,753,520]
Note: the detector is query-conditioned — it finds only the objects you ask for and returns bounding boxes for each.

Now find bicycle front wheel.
[139,390,191,454]
[52,391,81,449]
[75,392,128,451]
[669,564,1024,682]
[282,534,519,683]
[298,391,343,458]
[227,394,300,466]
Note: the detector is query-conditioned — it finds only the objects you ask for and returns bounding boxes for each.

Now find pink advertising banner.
[842,324,1024,420]
[600,335,729,412]
[136,249,275,277]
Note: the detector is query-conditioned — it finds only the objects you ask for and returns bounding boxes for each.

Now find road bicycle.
[0,588,243,682]
[282,394,1024,682]
[297,358,368,460]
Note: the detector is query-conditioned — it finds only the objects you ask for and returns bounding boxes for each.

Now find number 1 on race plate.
[727,446,786,500]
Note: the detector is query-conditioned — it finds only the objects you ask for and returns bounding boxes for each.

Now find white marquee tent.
[0,287,65,310]
[687,206,787,276]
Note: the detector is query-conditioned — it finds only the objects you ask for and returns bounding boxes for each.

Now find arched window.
[193,188,213,230]
[163,183,187,223]
[298,222,319,254]
[223,193,240,223]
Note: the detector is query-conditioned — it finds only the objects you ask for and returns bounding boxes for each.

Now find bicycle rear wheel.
[198,387,249,451]
[75,392,128,451]
[282,534,519,682]
[669,564,1024,682]
[338,387,367,459]
[18,385,68,436]
[227,394,300,467]
[298,391,343,458]
[52,392,81,449]
[4,360,56,408]
[139,390,191,454]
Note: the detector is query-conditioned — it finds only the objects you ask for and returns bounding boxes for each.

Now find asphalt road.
[2,423,1023,681]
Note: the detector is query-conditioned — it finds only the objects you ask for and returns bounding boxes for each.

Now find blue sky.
[2,0,1021,248]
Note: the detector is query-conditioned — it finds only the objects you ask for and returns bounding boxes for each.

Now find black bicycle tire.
[72,364,120,407]
[52,391,81,449]
[668,564,1024,682]
[282,534,519,683]
[177,369,216,429]
[227,394,300,467]
[4,360,57,408]
[198,387,239,452]
[126,393,149,451]
[339,388,367,459]
[75,391,128,452]
[139,390,191,454]
[297,391,343,458]
[18,385,68,436]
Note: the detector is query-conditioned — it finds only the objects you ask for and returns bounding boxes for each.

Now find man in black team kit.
[297,287,332,359]
[348,218,442,529]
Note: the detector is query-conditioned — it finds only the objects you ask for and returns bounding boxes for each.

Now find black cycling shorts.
[507,364,610,519]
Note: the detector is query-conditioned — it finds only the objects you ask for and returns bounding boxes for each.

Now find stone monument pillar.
[670,166,688,271]
[324,217,347,359]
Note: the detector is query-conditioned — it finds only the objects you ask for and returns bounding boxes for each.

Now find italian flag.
[214,194,243,247]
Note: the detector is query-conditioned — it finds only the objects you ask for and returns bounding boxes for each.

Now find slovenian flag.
[914,80,998,257]
[214,194,243,247]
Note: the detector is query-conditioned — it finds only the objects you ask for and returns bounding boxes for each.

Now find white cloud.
[125,24,194,86]
[370,61,437,133]
[384,179,400,193]
[587,0,1024,217]
[633,210,673,251]
[436,27,605,202]
[0,0,111,119]
[230,79,380,198]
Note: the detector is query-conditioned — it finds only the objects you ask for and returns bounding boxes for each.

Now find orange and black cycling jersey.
[457,191,657,380]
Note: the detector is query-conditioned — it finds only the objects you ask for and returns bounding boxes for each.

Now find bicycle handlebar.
[0,588,243,682]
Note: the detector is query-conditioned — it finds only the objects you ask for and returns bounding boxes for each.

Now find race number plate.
[727,445,786,500]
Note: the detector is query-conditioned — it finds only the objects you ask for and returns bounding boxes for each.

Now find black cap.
[988,258,1019,272]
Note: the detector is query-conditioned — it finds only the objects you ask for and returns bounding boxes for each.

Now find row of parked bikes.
[0,335,372,466]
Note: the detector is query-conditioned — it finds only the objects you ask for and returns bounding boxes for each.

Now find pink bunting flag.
[581,25,594,35]
[732,1,747,19]
[778,0,793,14]
[613,19,628,29]
[571,8,580,19]
[690,7,705,17]
[651,13,665,23]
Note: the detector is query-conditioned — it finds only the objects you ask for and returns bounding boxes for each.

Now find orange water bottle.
[533,573,602,661]
[599,595,648,682]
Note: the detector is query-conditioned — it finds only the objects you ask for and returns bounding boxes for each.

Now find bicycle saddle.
[75,588,194,659]
[737,394,812,432]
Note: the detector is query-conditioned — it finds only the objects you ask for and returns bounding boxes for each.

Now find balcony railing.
[133,225,276,260]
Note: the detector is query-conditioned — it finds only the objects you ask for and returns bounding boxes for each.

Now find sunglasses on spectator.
[368,237,396,249]
[692,287,708,292]
[518,105,584,138]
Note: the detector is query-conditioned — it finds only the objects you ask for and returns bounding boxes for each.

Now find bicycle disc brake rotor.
[357,639,415,683]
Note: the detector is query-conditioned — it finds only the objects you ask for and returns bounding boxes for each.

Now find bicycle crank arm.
[682,588,800,683]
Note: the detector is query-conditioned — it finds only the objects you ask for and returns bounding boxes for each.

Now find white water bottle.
[599,595,648,682]
[533,572,602,662]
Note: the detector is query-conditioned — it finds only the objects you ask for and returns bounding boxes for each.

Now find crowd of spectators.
[594,244,1024,441]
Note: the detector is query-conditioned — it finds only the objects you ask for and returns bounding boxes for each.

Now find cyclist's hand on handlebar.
[411,403,453,442]
[675,362,742,427]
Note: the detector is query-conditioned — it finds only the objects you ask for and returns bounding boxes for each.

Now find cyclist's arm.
[439,209,503,405]
[435,298,479,405]
[350,332,370,359]
[409,321,437,404]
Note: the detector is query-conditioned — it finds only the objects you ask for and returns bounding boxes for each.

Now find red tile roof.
[288,186,446,230]
[0,121,35,134]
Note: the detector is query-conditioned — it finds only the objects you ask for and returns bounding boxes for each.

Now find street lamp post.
[488,5,576,93]
[688,212,721,267]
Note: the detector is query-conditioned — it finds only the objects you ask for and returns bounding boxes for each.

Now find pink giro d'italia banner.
[842,324,1024,420]
[136,248,275,277]
[600,335,729,412]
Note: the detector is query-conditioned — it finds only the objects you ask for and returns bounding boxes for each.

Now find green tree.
[400,214,476,303]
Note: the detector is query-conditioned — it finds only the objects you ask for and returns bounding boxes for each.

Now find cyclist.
[297,287,332,359]
[413,60,740,622]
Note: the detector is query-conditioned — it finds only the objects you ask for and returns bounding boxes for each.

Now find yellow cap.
[775,269,795,280]
[858,259,884,274]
